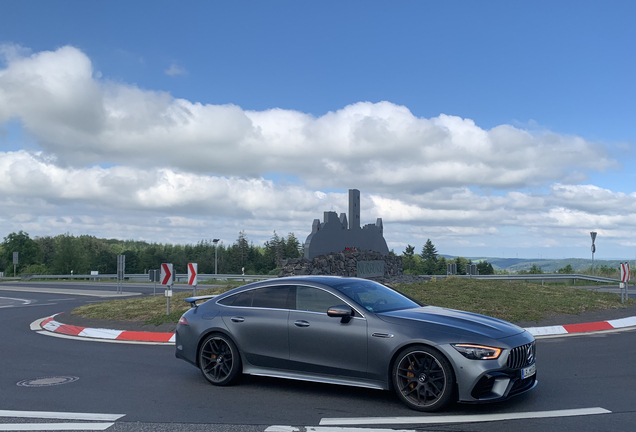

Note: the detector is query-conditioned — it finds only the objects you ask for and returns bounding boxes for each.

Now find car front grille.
[507,341,536,369]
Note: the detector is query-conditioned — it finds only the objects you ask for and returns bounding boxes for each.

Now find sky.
[1,1,635,260]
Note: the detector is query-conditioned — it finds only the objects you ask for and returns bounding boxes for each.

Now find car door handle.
[231,317,245,323]
[294,320,310,327]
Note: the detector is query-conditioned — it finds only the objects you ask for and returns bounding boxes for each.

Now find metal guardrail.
[439,274,620,284]
[1,272,620,285]
[1,273,277,283]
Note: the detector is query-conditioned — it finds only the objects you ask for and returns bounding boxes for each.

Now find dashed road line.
[0,410,125,431]
[265,426,418,432]
[0,410,124,421]
[0,423,115,431]
[267,427,418,432]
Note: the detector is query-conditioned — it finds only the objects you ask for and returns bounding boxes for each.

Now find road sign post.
[116,255,125,294]
[161,263,174,315]
[188,263,198,296]
[590,232,597,276]
[620,263,630,303]
[149,269,160,296]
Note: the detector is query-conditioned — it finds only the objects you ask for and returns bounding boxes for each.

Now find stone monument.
[303,189,389,259]
[279,189,401,280]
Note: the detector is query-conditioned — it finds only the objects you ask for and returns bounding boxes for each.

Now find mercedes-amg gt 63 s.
[175,276,536,411]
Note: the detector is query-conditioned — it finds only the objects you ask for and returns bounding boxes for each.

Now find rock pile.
[279,249,403,280]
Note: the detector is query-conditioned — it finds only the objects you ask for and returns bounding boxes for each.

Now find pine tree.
[420,239,439,275]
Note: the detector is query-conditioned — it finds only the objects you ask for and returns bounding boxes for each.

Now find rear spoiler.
[184,295,218,308]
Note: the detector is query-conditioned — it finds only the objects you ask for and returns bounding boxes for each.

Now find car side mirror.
[327,304,353,323]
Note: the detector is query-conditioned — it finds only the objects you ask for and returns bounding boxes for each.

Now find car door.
[288,285,368,377]
[220,285,292,368]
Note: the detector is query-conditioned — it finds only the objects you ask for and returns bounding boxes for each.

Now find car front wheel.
[392,345,455,411]
[198,333,241,386]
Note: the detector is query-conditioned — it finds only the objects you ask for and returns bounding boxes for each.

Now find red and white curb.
[34,313,636,344]
[37,314,175,344]
[525,316,636,336]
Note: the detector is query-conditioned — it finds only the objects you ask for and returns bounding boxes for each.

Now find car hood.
[378,306,525,339]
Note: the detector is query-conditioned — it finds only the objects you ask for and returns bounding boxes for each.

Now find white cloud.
[165,63,187,77]
[0,45,619,192]
[1,45,634,258]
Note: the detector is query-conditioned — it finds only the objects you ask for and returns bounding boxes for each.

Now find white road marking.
[0,410,124,421]
[267,427,418,432]
[319,407,612,425]
[0,423,114,431]
[0,296,32,304]
[0,286,140,298]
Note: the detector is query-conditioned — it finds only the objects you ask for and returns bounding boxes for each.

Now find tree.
[51,233,89,274]
[1,231,42,273]
[264,231,283,268]
[420,239,439,275]
[402,245,417,274]
[436,256,448,274]
[557,264,573,274]
[284,233,302,259]
[528,264,543,274]
[477,260,495,275]
[420,239,438,261]
[454,256,467,275]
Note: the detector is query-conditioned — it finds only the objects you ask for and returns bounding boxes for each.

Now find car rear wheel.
[392,345,455,411]
[199,333,241,386]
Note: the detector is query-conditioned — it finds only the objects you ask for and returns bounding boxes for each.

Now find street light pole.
[213,239,220,275]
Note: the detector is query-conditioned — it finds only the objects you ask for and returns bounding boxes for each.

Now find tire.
[392,345,455,411]
[198,333,241,386]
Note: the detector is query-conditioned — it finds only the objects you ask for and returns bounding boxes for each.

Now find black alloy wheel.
[199,333,241,386]
[392,345,455,411]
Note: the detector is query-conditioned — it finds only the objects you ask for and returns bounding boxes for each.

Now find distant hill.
[440,255,632,273]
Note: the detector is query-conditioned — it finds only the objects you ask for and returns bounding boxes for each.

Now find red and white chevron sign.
[188,263,198,286]
[621,263,631,283]
[160,263,173,285]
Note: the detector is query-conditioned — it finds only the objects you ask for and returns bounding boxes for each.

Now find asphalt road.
[1,282,636,431]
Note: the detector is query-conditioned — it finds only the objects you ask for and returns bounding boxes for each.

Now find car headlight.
[452,344,502,360]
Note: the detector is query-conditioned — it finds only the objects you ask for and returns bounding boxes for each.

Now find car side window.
[251,286,291,309]
[295,286,341,314]
[218,290,253,307]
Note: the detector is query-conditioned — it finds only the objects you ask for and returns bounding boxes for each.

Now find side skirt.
[243,365,389,391]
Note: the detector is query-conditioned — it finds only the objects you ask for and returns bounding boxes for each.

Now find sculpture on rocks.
[303,189,389,259]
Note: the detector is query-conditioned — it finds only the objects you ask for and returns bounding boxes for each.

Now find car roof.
[239,275,364,289]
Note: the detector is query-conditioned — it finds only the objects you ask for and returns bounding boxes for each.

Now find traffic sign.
[620,263,630,283]
[13,252,18,265]
[161,263,174,286]
[188,263,198,286]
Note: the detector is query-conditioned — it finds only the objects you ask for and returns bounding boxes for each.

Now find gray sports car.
[175,276,536,411]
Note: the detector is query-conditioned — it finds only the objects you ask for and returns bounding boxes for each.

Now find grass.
[395,278,635,323]
[71,284,240,326]
[71,278,635,326]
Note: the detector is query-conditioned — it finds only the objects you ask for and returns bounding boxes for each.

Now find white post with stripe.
[188,263,198,296]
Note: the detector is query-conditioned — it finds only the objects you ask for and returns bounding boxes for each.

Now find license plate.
[521,363,536,379]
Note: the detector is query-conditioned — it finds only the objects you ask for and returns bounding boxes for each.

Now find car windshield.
[331,279,420,313]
